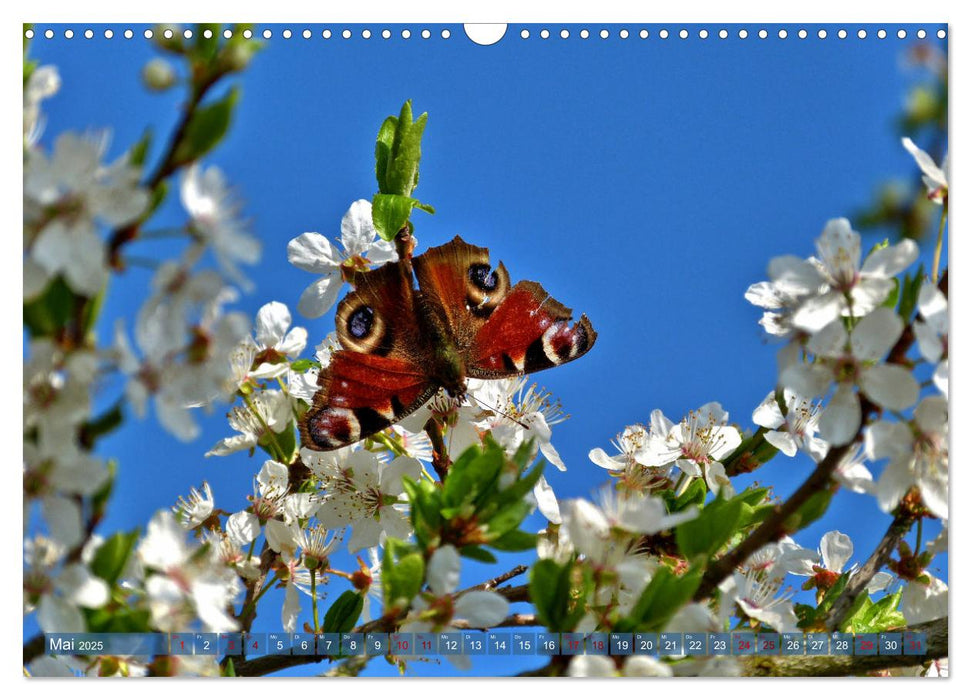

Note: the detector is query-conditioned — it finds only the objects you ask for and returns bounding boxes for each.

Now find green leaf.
[385,100,427,196]
[23,276,76,337]
[460,545,497,563]
[672,479,707,511]
[374,116,398,193]
[529,559,576,631]
[898,264,926,322]
[881,277,900,310]
[289,358,320,373]
[488,529,537,552]
[492,459,545,511]
[383,550,424,607]
[622,565,704,632]
[675,498,744,560]
[442,443,502,509]
[323,591,364,633]
[80,401,125,448]
[173,86,239,165]
[222,658,236,677]
[484,500,532,539]
[129,128,153,167]
[371,193,431,242]
[90,530,141,586]
[193,23,221,61]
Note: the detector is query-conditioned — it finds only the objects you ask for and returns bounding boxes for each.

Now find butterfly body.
[299,236,596,451]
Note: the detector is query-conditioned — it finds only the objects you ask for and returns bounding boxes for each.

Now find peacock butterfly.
[298,235,597,451]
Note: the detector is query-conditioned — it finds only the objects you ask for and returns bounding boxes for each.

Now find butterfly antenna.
[468,393,530,430]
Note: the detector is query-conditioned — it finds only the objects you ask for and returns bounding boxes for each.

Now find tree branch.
[740,617,947,676]
[821,512,916,630]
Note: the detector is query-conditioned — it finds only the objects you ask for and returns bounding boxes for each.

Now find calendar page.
[22,19,949,679]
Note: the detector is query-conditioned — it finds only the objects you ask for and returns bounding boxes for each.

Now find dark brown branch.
[822,512,916,630]
[741,617,947,677]
[494,583,531,604]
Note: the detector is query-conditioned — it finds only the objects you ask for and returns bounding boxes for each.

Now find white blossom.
[914,281,948,399]
[287,199,397,318]
[752,389,828,460]
[900,574,948,625]
[902,137,948,204]
[867,395,948,519]
[136,511,241,632]
[638,403,742,490]
[173,482,215,528]
[766,218,918,333]
[781,307,919,446]
[24,64,61,145]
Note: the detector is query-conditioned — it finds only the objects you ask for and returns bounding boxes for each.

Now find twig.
[821,513,916,630]
[457,564,528,596]
[453,613,537,629]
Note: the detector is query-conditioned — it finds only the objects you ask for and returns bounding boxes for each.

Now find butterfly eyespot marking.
[465,260,510,316]
[469,263,499,292]
[336,297,390,354]
[348,306,374,339]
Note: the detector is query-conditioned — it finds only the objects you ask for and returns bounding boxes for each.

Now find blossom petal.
[780,364,832,399]
[792,291,845,333]
[820,531,853,572]
[851,307,902,361]
[806,319,849,359]
[454,590,509,628]
[818,384,861,446]
[340,200,376,256]
[296,274,343,319]
[427,544,461,595]
[588,447,624,471]
[860,364,919,411]
[532,475,562,524]
[255,302,291,349]
[752,392,785,429]
[860,239,919,278]
[287,232,341,273]
[764,430,798,457]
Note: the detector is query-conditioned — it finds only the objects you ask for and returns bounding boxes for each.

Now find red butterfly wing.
[300,350,436,450]
[299,261,437,451]
[468,280,597,377]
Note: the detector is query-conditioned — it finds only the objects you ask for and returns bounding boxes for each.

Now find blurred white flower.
[400,545,508,642]
[24,131,149,295]
[781,307,919,446]
[900,574,947,625]
[902,137,948,204]
[913,281,948,399]
[287,199,398,318]
[181,164,260,288]
[137,511,242,632]
[23,64,61,145]
[766,218,917,333]
[25,536,109,634]
[867,395,948,519]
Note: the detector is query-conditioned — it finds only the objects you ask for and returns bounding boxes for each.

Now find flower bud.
[142,59,177,92]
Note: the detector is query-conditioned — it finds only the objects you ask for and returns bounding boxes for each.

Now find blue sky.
[26,23,947,677]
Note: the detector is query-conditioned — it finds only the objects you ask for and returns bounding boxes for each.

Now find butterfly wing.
[468,280,597,377]
[413,235,596,379]
[299,261,437,451]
